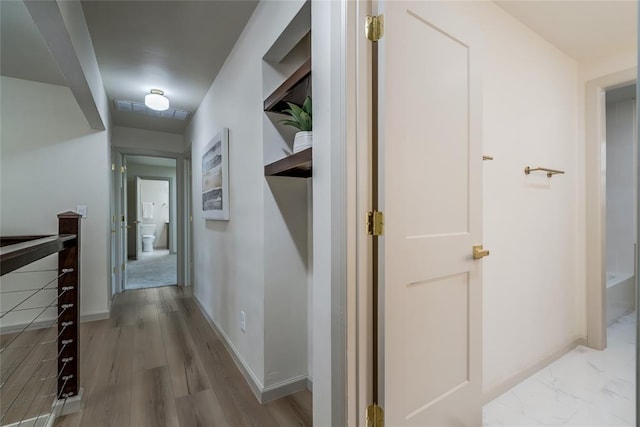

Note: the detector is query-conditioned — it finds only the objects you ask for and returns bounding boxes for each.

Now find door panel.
[379,1,482,425]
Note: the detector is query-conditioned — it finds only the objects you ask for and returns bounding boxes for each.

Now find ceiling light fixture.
[145,89,169,111]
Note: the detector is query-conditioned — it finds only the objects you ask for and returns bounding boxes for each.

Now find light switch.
[76,205,88,218]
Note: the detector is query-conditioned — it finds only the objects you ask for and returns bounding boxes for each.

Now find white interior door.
[121,155,129,289]
[135,176,143,259]
[110,154,117,296]
[377,1,483,425]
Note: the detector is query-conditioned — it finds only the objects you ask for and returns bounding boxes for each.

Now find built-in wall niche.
[261,0,313,395]
[262,2,311,175]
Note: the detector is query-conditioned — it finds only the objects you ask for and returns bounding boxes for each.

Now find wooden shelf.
[264,148,312,178]
[263,58,311,113]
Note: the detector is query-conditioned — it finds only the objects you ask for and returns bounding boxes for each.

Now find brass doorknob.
[473,245,490,260]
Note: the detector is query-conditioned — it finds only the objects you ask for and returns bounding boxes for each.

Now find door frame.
[111,148,189,294]
[585,67,637,350]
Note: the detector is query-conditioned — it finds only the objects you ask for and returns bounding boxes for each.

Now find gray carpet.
[126,253,177,289]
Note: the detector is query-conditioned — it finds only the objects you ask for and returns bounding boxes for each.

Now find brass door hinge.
[367,211,384,236]
[111,163,116,171]
[366,404,384,427]
[366,15,384,42]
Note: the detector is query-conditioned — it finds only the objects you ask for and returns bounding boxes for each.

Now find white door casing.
[377,1,483,425]
[135,176,143,260]
[121,156,129,288]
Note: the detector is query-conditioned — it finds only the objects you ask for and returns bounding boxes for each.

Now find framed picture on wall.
[201,128,230,220]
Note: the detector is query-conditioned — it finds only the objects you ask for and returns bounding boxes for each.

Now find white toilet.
[140,223,156,252]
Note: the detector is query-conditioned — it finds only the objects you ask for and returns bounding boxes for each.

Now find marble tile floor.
[484,312,635,427]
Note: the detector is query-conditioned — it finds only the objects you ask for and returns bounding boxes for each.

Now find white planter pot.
[293,131,313,153]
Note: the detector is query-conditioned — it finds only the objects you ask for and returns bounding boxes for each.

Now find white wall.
[185,0,310,392]
[458,2,583,395]
[606,98,636,277]
[112,126,184,154]
[0,76,111,323]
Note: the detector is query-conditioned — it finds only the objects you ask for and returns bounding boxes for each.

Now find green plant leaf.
[280,119,303,131]
[280,100,311,131]
[302,96,312,116]
[299,111,312,131]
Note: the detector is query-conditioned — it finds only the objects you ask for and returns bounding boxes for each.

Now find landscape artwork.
[202,128,229,220]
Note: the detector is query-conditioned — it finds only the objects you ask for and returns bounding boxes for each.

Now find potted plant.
[281,96,312,153]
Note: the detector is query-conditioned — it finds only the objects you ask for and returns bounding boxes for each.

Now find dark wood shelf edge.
[264,148,312,178]
[263,58,311,112]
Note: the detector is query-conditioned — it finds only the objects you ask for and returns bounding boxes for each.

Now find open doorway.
[125,155,177,290]
[604,83,637,327]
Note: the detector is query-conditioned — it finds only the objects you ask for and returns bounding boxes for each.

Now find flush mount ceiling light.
[145,89,169,111]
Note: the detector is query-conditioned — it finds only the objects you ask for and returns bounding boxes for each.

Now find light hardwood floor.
[54,286,312,427]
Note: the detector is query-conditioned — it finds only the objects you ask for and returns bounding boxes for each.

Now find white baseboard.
[81,311,109,322]
[192,296,309,403]
[52,387,83,416]
[0,312,109,335]
[483,337,587,404]
[2,388,83,427]
[0,318,54,335]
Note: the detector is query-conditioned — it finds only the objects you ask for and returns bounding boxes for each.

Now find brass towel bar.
[524,166,565,178]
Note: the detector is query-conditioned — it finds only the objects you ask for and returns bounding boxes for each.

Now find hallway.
[54,286,312,427]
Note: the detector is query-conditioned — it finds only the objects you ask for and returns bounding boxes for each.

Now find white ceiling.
[1,1,635,135]
[495,1,637,62]
[80,0,258,134]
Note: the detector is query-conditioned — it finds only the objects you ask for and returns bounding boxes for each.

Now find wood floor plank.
[133,303,166,372]
[53,411,82,427]
[15,286,318,427]
[158,310,211,397]
[266,391,313,427]
[77,325,134,427]
[156,285,180,313]
[177,297,282,427]
[175,388,230,427]
[130,366,179,427]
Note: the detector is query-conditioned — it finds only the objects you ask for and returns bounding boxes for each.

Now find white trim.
[585,67,637,350]
[52,387,84,417]
[353,2,374,426]
[0,318,56,335]
[192,296,308,404]
[0,313,108,334]
[81,311,110,323]
[2,414,50,427]
[483,338,586,404]
[2,388,83,427]
[111,148,189,295]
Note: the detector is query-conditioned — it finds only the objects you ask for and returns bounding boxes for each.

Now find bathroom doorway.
[124,155,178,290]
[604,83,637,326]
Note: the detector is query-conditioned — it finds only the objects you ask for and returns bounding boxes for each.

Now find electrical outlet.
[240,310,246,333]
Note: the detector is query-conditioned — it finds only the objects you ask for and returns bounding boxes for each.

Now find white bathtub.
[606,272,635,326]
